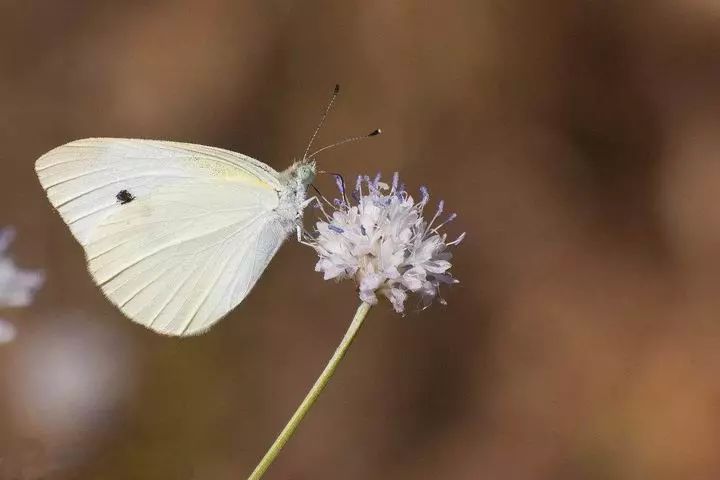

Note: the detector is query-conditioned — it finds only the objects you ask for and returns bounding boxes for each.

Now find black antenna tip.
[368,128,382,137]
[334,84,340,94]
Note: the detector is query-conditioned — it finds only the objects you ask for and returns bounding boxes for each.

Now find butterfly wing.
[36,138,289,335]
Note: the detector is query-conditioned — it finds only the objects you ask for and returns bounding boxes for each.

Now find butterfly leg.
[300,195,329,218]
[297,224,318,247]
[296,196,320,247]
[300,196,318,210]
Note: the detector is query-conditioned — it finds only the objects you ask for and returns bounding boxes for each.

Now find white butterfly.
[36,138,318,336]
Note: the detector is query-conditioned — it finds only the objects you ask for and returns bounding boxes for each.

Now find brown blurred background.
[2,1,720,479]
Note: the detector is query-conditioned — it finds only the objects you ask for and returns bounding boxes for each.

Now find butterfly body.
[36,138,316,336]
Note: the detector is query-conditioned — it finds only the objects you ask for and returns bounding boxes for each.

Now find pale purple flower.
[0,227,45,308]
[0,226,45,344]
[309,173,464,313]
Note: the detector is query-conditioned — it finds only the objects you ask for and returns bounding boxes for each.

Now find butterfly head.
[288,159,317,187]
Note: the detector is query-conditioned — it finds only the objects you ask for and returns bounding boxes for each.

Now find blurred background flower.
[0,226,44,345]
[0,319,16,343]
[0,227,44,309]
[2,312,136,479]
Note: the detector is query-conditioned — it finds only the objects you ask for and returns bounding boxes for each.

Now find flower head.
[309,173,464,313]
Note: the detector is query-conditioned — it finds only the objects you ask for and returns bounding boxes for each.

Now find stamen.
[419,186,430,205]
[373,172,381,187]
[391,172,399,193]
[427,200,444,230]
[396,184,407,200]
[447,232,466,246]
[328,224,344,234]
[363,175,373,193]
[334,174,349,205]
[431,212,456,233]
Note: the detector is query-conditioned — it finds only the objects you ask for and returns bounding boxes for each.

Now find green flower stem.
[247,301,373,480]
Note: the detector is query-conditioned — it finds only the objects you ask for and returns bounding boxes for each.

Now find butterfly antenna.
[307,129,382,160]
[303,84,341,161]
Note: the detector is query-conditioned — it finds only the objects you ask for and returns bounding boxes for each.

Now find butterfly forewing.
[36,138,289,335]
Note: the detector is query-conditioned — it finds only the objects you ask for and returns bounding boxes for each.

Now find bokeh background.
[2,1,720,479]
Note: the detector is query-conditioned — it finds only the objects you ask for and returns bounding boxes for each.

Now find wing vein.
[53,174,197,208]
[44,167,113,188]
[179,225,252,334]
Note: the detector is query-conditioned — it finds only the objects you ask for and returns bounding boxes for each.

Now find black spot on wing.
[116,189,135,205]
